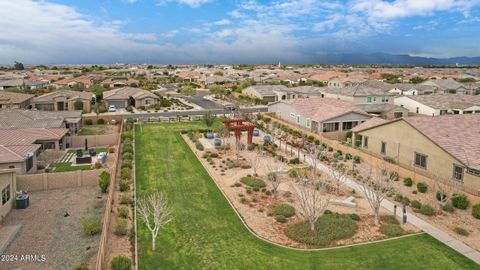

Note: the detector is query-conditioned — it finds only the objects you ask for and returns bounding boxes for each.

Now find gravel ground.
[1,187,106,270]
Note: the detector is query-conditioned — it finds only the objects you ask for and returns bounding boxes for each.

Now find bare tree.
[266,161,287,197]
[306,144,326,175]
[357,169,395,226]
[215,126,227,153]
[137,192,172,251]
[433,174,461,207]
[329,162,347,196]
[245,146,262,176]
[292,171,330,231]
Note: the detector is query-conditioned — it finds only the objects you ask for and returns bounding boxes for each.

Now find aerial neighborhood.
[0,62,479,270]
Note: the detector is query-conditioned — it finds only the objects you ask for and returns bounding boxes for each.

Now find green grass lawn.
[135,122,479,270]
[78,124,107,135]
[67,147,108,155]
[52,162,93,172]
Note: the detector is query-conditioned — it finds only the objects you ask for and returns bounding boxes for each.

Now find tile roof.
[0,145,24,163]
[355,103,407,113]
[421,78,466,90]
[406,94,480,110]
[281,98,370,122]
[33,90,93,103]
[0,91,34,104]
[244,85,289,96]
[0,109,81,129]
[103,87,159,100]
[351,117,388,132]
[323,85,393,97]
[0,128,68,146]
[404,114,480,170]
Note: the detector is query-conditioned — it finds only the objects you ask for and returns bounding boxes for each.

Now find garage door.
[109,100,125,109]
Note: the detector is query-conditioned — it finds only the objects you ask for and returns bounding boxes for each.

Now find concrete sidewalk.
[270,134,480,265]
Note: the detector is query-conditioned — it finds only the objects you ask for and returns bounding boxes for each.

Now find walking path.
[268,133,480,264]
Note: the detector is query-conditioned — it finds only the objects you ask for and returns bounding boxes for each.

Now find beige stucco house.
[0,169,16,222]
[31,90,93,113]
[352,114,480,193]
[103,87,160,109]
[0,91,34,109]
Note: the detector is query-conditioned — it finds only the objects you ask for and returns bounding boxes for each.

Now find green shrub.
[85,119,93,125]
[121,131,133,141]
[121,160,132,169]
[275,215,287,223]
[350,213,361,221]
[394,194,403,203]
[274,204,295,218]
[285,213,357,246]
[402,196,411,206]
[389,171,399,181]
[115,218,128,236]
[240,177,266,188]
[411,200,422,210]
[117,206,129,219]
[453,227,470,236]
[420,204,435,216]
[380,224,405,237]
[442,202,455,213]
[98,171,110,193]
[403,177,413,187]
[119,179,130,192]
[82,217,102,236]
[97,118,105,125]
[121,168,132,180]
[451,193,470,209]
[122,144,133,154]
[289,157,300,164]
[345,153,352,160]
[74,265,89,270]
[195,141,204,151]
[416,182,428,193]
[381,215,399,225]
[288,168,308,178]
[111,256,131,270]
[472,204,480,219]
[353,155,361,164]
[436,191,447,202]
[122,152,133,161]
[120,193,133,205]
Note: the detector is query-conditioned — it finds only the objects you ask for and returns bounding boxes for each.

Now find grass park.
[134,122,479,270]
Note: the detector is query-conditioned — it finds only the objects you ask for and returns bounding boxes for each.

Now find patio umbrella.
[85,138,88,151]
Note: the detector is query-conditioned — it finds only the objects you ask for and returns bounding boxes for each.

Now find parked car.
[108,105,116,112]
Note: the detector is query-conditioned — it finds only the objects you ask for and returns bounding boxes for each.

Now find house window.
[2,184,10,205]
[296,115,300,124]
[8,165,15,169]
[363,136,369,149]
[416,107,419,113]
[380,142,387,155]
[394,112,403,118]
[453,165,464,181]
[306,118,311,128]
[440,110,447,115]
[414,153,427,169]
[367,97,372,103]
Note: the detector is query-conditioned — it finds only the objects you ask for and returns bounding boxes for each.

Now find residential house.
[355,103,409,119]
[242,85,289,103]
[101,77,139,88]
[394,94,480,116]
[323,85,395,104]
[103,87,160,109]
[327,77,366,88]
[0,128,69,174]
[0,169,16,222]
[0,92,34,109]
[351,114,480,192]
[31,90,93,113]
[268,98,371,133]
[421,78,469,94]
[0,109,83,135]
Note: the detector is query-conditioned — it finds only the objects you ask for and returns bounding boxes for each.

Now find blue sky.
[0,0,480,64]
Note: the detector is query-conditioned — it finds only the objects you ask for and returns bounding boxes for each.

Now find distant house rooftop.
[323,85,393,97]
[406,94,480,110]
[0,109,82,129]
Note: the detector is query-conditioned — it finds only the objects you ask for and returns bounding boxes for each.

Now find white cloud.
[213,19,231,25]
[162,30,179,38]
[156,0,212,8]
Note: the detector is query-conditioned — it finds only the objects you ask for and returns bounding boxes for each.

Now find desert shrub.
[111,256,131,270]
[353,155,361,164]
[416,182,428,193]
[122,144,133,154]
[117,207,129,219]
[402,196,411,206]
[121,131,133,141]
[85,119,93,125]
[240,177,266,188]
[121,168,132,180]
[328,146,333,152]
[121,160,132,169]
[74,265,89,270]
[472,204,480,219]
[288,167,308,178]
[195,141,204,151]
[274,204,295,218]
[275,215,287,223]
[98,171,110,193]
[115,218,128,236]
[122,152,133,161]
[350,213,361,221]
[381,215,399,225]
[120,193,133,205]
[324,209,332,215]
[436,191,447,202]
[82,217,102,236]
[97,118,105,125]
[285,213,357,246]
[411,200,422,210]
[451,193,470,209]
[403,177,413,187]
[453,227,470,236]
[289,157,300,164]
[119,179,130,192]
[389,171,399,181]
[380,224,405,237]
[442,202,455,213]
[420,204,435,216]
[394,194,403,203]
